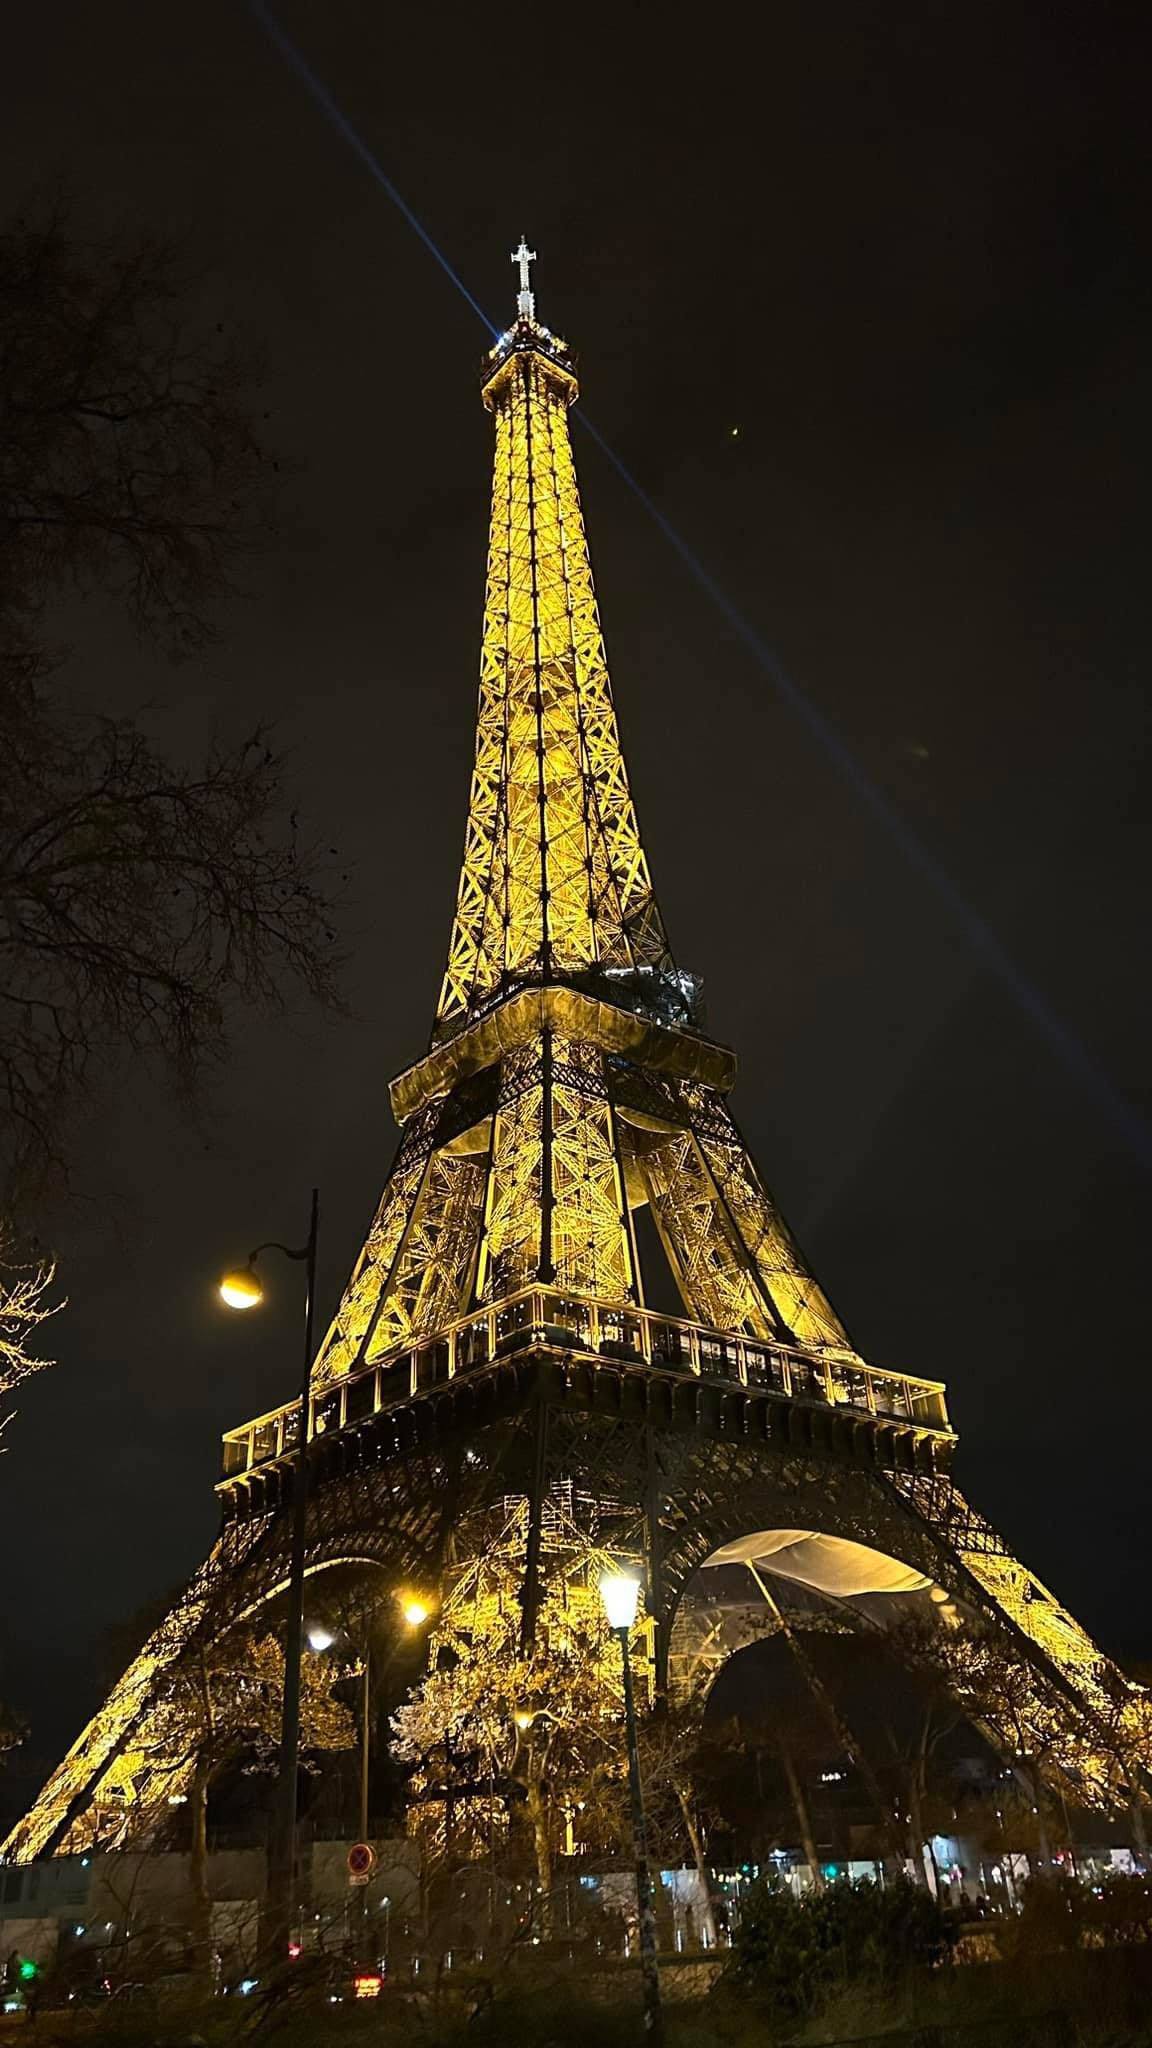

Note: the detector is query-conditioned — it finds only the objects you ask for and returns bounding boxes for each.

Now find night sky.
[2,2,1149,1782]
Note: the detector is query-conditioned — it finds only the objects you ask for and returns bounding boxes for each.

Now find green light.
[18,1960,39,1982]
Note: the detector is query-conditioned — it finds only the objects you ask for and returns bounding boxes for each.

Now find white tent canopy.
[707,1529,933,1599]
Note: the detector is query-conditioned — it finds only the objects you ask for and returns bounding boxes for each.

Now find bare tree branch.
[0,213,344,1218]
[0,682,343,1207]
[0,1222,58,1420]
[0,217,275,654]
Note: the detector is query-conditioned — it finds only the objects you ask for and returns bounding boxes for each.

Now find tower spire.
[436,258,675,1042]
[512,236,537,321]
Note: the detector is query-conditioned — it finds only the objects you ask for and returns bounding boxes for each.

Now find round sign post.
[347,1841,376,1888]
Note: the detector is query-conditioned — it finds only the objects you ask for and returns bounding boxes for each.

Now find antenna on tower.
[512,237,537,322]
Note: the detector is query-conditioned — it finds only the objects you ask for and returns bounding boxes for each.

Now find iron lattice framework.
[436,332,672,1033]
[6,269,1143,1867]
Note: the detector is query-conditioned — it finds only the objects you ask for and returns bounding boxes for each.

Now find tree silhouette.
[1,216,272,651]
[0,213,343,1360]
[139,1623,354,1966]
[0,1225,57,1443]
[392,1529,635,1932]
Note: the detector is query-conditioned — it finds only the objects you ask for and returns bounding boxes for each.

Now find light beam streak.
[248,0,1152,1172]
[248,0,498,338]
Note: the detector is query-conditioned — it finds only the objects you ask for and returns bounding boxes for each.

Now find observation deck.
[480,314,578,404]
[217,1288,953,1519]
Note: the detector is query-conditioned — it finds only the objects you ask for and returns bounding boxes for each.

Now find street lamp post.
[599,1572,663,2048]
[359,1642,371,1846]
[353,1642,373,1950]
[219,1186,319,1959]
[304,1593,432,1955]
[304,1624,372,1949]
[309,1595,430,1852]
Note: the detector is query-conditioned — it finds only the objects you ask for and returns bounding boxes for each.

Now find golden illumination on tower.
[4,246,1145,1879]
[436,298,672,1039]
[305,255,852,1385]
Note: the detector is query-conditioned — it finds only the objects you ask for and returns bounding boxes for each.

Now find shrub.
[724,1875,950,2023]
[1086,1871,1152,1947]
[1003,1869,1152,1960]
[999,1870,1085,1959]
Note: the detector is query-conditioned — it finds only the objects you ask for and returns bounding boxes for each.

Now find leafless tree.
[886,1612,1085,1867]
[0,215,273,651]
[0,1697,29,1762]
[0,691,342,1206]
[1093,1672,1152,1866]
[0,1222,58,1440]
[391,1555,628,1933]
[873,1679,965,1891]
[637,1705,722,1942]
[137,1623,355,1971]
[0,213,343,1219]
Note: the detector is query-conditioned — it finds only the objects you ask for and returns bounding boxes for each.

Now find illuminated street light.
[304,1619,375,1910]
[599,1572,641,1632]
[599,1570,662,2046]
[218,1264,263,1310]
[307,1596,428,1892]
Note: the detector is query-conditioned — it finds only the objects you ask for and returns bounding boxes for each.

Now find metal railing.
[220,1288,950,1481]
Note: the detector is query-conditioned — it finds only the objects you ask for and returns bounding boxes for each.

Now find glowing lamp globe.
[599,1571,641,1631]
[219,1266,263,1310]
[306,1626,335,1653]
[401,1598,430,1628]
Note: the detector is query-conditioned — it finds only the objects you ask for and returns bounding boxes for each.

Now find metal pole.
[615,1625,664,2047]
[444,1723,455,1848]
[269,1187,319,1959]
[356,1643,372,1947]
[359,1642,371,1843]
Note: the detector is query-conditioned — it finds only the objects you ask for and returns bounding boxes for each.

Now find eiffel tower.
[5,249,1139,1866]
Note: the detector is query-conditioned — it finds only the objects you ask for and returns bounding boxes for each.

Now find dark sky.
[2,0,1149,1772]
